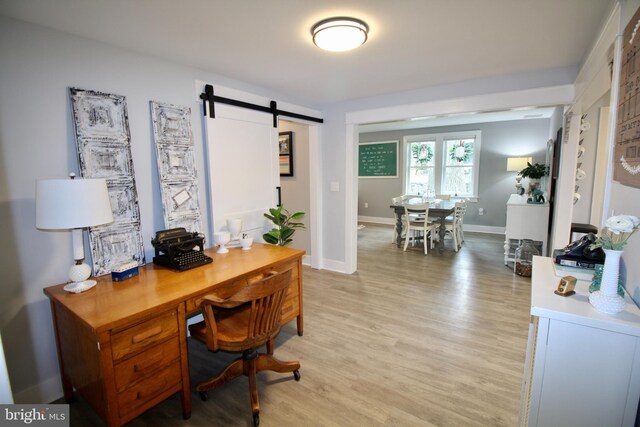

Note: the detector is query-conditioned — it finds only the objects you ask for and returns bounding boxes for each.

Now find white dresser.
[519,256,640,427]
[504,194,549,265]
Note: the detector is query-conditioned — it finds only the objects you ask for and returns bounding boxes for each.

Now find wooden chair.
[403,203,435,254]
[188,269,300,427]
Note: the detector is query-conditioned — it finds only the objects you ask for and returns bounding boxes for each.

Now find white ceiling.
[0,0,613,110]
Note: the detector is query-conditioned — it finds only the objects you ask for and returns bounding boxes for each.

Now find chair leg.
[196,357,244,395]
[452,227,459,252]
[255,353,300,374]
[247,357,260,423]
[403,230,410,251]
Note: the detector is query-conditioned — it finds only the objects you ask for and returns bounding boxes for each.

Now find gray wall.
[358,119,551,228]
[279,120,311,255]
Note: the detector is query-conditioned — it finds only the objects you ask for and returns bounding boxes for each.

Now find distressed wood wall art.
[614,6,640,188]
[150,101,202,233]
[69,87,146,275]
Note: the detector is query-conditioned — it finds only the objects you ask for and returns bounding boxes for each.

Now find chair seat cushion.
[189,304,261,349]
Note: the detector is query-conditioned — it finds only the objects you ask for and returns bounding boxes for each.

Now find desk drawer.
[111,311,178,361]
[114,338,180,392]
[117,360,181,418]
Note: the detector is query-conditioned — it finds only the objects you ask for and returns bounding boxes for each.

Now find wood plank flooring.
[65,224,532,426]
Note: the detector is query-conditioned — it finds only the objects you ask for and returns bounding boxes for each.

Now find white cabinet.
[504,194,549,265]
[519,257,640,427]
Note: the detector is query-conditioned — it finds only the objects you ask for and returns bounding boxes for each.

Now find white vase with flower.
[588,214,640,315]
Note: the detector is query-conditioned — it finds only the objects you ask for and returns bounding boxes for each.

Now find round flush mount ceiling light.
[312,17,369,52]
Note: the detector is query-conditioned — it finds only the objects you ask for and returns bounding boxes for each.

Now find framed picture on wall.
[279,131,293,176]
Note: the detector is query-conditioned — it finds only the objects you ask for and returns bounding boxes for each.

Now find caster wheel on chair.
[293,370,301,381]
[199,392,207,401]
[253,414,260,427]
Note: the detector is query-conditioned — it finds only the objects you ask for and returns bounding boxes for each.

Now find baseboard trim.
[464,225,505,234]
[13,375,62,404]
[357,216,395,225]
[321,259,350,273]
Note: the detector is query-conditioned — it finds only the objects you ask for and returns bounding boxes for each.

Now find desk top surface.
[531,256,640,336]
[44,243,304,333]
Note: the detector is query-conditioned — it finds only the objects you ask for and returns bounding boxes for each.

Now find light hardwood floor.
[66,224,532,426]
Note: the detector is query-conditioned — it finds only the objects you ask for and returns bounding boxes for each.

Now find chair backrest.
[404,203,430,231]
[453,202,465,223]
[401,195,421,201]
[200,269,293,350]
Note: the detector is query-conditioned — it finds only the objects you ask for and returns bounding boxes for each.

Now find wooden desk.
[390,199,456,250]
[44,243,304,427]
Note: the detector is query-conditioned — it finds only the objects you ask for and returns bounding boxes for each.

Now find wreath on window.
[449,141,473,163]
[411,143,433,165]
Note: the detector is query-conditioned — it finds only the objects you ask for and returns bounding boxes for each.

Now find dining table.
[389,198,457,251]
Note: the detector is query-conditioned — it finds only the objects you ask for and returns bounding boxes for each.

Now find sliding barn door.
[205,104,279,239]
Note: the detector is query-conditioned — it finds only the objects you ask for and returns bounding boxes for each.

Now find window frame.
[403,130,481,200]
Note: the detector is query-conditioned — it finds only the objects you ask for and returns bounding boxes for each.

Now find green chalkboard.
[359,141,398,177]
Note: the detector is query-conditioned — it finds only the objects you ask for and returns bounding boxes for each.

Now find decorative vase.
[589,249,626,315]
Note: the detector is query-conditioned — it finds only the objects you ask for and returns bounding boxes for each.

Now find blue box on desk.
[111,261,139,282]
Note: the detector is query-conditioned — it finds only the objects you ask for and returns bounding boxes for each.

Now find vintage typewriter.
[151,228,213,271]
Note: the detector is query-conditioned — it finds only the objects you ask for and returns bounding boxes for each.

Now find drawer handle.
[131,326,162,344]
[133,351,164,373]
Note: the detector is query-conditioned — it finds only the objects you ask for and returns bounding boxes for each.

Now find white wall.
[0,16,316,403]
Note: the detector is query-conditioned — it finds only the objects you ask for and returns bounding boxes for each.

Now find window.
[404,130,481,199]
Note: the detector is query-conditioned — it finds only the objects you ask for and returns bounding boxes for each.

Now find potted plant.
[263,205,305,246]
[519,162,549,194]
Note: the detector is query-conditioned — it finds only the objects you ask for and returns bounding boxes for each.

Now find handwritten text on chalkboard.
[359,141,398,178]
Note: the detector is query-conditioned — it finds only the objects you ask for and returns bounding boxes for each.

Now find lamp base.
[63,280,97,294]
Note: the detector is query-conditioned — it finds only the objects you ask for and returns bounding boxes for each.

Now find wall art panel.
[150,101,202,233]
[70,87,146,276]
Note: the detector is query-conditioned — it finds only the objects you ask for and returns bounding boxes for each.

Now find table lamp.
[36,174,114,292]
[507,157,531,195]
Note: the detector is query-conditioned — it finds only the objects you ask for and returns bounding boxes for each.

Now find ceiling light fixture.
[312,17,369,52]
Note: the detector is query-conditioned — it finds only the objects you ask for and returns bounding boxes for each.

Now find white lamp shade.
[36,178,114,230]
[506,157,532,172]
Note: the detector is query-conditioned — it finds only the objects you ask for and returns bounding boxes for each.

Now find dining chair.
[403,203,435,254]
[443,202,465,251]
[458,199,469,243]
[188,268,300,427]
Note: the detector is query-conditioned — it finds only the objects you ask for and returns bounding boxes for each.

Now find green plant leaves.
[262,205,306,246]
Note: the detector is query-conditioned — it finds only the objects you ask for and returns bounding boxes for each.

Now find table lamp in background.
[36,174,114,292]
[507,157,531,195]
